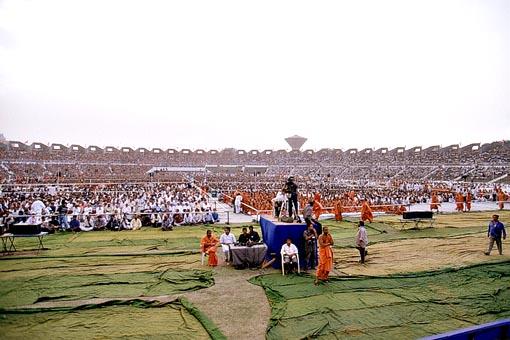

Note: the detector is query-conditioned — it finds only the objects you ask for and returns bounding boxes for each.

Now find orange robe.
[455,193,464,212]
[361,201,373,223]
[465,193,472,211]
[316,234,334,281]
[497,191,506,210]
[334,200,343,221]
[200,235,219,266]
[313,192,323,219]
[430,193,440,210]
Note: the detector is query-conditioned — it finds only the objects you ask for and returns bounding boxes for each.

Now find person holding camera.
[283,176,301,222]
[303,220,318,270]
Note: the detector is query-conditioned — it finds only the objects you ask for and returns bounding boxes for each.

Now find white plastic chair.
[281,253,300,275]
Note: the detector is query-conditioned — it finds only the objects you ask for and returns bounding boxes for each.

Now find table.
[398,217,435,229]
[259,216,321,269]
[1,232,48,253]
[229,243,267,268]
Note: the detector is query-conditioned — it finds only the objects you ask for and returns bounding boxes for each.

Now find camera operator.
[283,176,300,222]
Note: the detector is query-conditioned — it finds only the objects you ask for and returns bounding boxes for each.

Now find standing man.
[484,215,506,255]
[430,192,440,213]
[303,221,318,270]
[303,199,315,224]
[455,192,464,212]
[497,189,506,210]
[355,221,369,264]
[360,200,373,223]
[234,192,243,214]
[465,192,473,212]
[315,226,334,285]
[334,197,343,221]
[58,199,69,231]
[283,177,301,222]
[313,192,323,220]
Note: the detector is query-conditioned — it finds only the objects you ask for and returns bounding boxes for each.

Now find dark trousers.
[487,237,503,255]
[357,246,367,263]
[305,240,317,269]
[275,202,282,218]
[288,193,299,218]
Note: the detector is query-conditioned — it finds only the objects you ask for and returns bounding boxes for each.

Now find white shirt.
[31,200,46,214]
[356,226,369,247]
[281,243,298,256]
[220,232,236,252]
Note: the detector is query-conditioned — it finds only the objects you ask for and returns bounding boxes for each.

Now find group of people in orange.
[453,192,474,212]
[225,189,408,220]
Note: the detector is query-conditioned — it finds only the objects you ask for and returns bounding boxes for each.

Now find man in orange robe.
[430,192,440,212]
[200,230,219,267]
[465,192,473,212]
[334,199,343,221]
[361,200,373,223]
[497,190,506,210]
[313,192,323,220]
[455,192,464,212]
[315,226,334,284]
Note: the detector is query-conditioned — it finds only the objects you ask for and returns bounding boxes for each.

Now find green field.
[0,211,509,339]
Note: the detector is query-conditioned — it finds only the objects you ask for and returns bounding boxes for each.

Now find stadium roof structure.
[285,135,307,151]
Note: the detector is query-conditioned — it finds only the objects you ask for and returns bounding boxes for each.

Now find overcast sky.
[0,0,509,151]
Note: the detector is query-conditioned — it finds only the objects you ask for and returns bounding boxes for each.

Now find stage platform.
[259,215,322,269]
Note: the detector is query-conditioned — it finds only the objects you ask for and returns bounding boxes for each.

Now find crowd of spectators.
[0,140,508,224]
[0,183,220,233]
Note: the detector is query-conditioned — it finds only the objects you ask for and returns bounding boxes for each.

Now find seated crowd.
[0,183,220,233]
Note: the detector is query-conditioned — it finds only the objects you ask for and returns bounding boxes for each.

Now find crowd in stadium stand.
[0,139,509,233]
[1,140,509,184]
[0,183,220,233]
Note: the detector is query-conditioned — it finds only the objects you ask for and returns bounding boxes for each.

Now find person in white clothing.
[281,238,299,273]
[234,193,242,214]
[219,227,236,263]
[355,221,369,264]
[130,216,142,230]
[272,191,286,218]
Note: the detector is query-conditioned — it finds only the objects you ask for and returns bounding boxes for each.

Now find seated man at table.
[238,227,250,245]
[281,238,299,274]
[219,227,236,263]
[201,230,219,266]
[248,226,261,243]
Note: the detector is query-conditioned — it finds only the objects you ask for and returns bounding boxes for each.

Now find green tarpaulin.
[250,261,510,339]
[0,298,226,340]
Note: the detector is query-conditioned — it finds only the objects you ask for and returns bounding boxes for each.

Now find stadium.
[1,1,509,339]
[0,136,509,339]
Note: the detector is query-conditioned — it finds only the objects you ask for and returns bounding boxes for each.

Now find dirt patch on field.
[185,263,273,340]
[334,234,510,276]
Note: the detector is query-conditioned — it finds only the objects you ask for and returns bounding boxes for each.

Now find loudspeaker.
[403,211,433,220]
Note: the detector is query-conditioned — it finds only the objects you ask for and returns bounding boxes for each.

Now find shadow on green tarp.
[0,297,226,340]
[250,260,510,339]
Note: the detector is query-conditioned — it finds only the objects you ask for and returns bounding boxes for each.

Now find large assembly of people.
[0,139,508,235]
